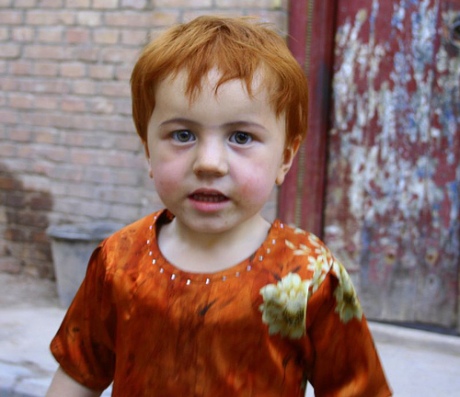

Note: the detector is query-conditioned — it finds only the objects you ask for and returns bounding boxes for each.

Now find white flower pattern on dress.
[259,273,311,339]
[260,235,363,339]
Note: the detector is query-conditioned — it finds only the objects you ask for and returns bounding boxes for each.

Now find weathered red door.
[324,0,460,331]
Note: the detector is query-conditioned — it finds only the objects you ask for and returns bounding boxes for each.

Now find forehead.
[157,67,272,103]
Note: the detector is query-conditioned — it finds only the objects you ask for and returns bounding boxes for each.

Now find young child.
[46,16,391,397]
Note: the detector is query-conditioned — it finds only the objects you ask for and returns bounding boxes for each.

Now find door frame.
[280,0,337,237]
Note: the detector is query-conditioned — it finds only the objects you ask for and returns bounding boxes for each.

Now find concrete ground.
[1,273,459,396]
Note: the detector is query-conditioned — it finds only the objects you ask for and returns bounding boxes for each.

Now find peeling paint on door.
[324,0,460,329]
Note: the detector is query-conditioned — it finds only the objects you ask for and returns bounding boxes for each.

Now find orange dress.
[50,209,392,396]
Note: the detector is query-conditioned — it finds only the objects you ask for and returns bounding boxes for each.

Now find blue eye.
[230,131,252,145]
[172,130,195,143]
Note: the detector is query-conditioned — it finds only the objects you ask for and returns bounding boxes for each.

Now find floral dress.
[50,209,392,396]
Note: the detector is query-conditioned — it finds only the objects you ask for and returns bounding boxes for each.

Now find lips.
[189,190,228,203]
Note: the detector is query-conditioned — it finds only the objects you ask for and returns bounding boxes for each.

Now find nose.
[192,139,229,177]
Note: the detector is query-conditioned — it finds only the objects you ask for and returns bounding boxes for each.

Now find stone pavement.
[1,273,459,397]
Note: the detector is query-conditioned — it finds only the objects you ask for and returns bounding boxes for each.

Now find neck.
[158,214,270,273]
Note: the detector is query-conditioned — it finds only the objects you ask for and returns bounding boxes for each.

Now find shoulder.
[274,221,358,299]
[270,220,335,277]
[101,209,167,249]
[260,221,363,331]
[92,209,168,272]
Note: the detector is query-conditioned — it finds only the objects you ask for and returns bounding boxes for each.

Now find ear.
[275,137,301,186]
[144,142,154,179]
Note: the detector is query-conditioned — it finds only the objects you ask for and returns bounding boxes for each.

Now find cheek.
[235,167,277,203]
[150,161,182,196]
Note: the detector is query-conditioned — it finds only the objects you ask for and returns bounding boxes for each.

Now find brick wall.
[0,0,289,278]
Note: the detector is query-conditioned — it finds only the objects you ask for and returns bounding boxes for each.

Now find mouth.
[189,190,229,203]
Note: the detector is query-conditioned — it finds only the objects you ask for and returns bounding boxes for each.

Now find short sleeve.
[306,265,392,396]
[50,244,116,391]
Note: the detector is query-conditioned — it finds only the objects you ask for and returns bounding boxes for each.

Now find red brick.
[25,10,75,25]
[8,93,34,109]
[101,47,138,64]
[49,165,84,182]
[31,230,51,245]
[0,77,17,91]
[0,174,22,190]
[92,28,119,44]
[99,186,141,205]
[182,10,243,21]
[21,112,61,128]
[66,27,90,44]
[88,64,114,80]
[60,62,86,77]
[34,96,59,110]
[8,127,33,142]
[67,183,98,199]
[37,145,70,162]
[120,0,148,9]
[0,109,17,124]
[35,129,59,144]
[69,148,98,165]
[64,131,107,148]
[0,257,22,275]
[14,211,49,228]
[93,0,118,9]
[105,11,179,28]
[155,0,211,6]
[0,27,9,41]
[78,200,111,219]
[114,98,132,116]
[18,79,70,94]
[76,11,101,26]
[106,151,143,168]
[15,143,34,158]
[33,61,59,76]
[9,61,32,75]
[114,64,132,81]
[215,0,276,8]
[23,44,73,60]
[73,47,99,62]
[29,193,53,211]
[11,26,34,42]
[252,10,288,27]
[89,97,115,114]
[15,0,37,8]
[40,0,65,7]
[66,0,90,7]
[0,43,21,58]
[37,26,64,43]
[4,227,27,242]
[96,115,133,132]
[61,97,87,112]
[4,191,26,208]
[0,10,24,25]
[99,81,130,97]
[71,79,96,95]
[108,204,139,221]
[121,29,148,45]
[115,138,144,153]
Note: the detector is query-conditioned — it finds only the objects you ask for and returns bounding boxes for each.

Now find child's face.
[145,70,297,235]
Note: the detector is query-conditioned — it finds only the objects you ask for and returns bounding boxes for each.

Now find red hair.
[131,15,308,148]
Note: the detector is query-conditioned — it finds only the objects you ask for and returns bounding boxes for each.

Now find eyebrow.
[160,118,268,131]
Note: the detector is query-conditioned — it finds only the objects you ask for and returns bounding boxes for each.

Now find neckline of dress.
[145,209,284,285]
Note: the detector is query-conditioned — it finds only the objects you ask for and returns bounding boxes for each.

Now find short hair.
[131,15,308,148]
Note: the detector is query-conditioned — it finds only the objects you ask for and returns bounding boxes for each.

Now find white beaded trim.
[145,213,277,284]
